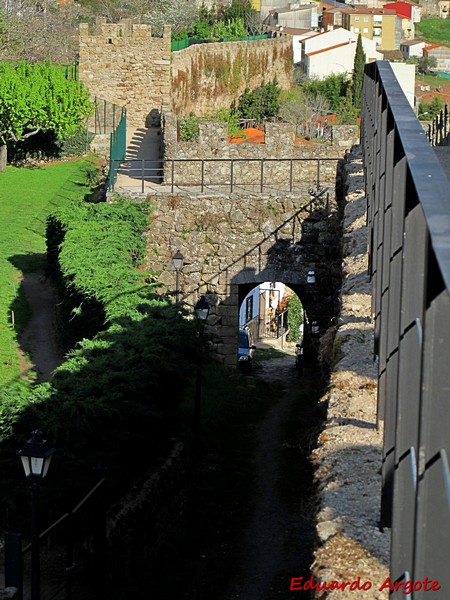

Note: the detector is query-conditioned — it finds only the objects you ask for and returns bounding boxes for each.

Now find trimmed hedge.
[0,198,200,526]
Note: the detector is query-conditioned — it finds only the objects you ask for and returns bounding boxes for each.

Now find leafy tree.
[301,73,348,112]
[417,55,437,74]
[0,61,93,170]
[143,0,199,36]
[238,79,281,122]
[212,17,247,39]
[221,0,260,32]
[280,87,330,138]
[336,86,359,125]
[418,94,445,120]
[0,0,82,62]
[351,34,366,110]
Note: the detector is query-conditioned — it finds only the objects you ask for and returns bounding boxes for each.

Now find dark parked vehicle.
[295,343,304,375]
[238,328,256,373]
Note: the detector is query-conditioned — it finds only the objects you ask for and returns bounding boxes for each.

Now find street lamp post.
[18,430,56,600]
[172,251,184,302]
[193,296,210,448]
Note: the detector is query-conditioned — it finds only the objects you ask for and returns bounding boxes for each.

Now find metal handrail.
[109,156,341,194]
[362,60,450,593]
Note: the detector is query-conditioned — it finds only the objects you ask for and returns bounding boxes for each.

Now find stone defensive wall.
[78,21,294,129]
[140,189,342,366]
[170,36,293,116]
[78,19,172,128]
[161,112,358,189]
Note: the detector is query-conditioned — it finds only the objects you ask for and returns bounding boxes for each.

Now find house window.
[363,27,369,33]
[364,16,369,21]
[354,27,360,32]
[354,16,360,21]
[245,296,253,323]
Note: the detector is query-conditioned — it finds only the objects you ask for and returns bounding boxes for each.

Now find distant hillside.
[416,17,450,46]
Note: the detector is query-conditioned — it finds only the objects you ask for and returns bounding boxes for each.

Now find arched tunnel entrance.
[191,233,342,371]
[236,275,336,371]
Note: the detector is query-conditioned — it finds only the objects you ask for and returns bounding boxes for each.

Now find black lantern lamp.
[18,430,56,600]
[194,295,210,321]
[18,430,55,480]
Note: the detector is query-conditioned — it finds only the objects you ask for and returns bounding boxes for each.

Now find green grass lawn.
[0,158,94,388]
[416,18,450,46]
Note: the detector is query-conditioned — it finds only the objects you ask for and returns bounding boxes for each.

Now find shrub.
[237,79,281,122]
[287,294,303,342]
[0,198,201,524]
[180,115,201,141]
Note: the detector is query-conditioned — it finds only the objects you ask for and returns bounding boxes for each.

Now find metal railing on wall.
[108,157,340,194]
[362,60,450,598]
[87,98,126,136]
[4,480,106,600]
[425,104,449,146]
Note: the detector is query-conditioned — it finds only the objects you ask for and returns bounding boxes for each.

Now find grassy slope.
[0,159,92,388]
[416,18,450,47]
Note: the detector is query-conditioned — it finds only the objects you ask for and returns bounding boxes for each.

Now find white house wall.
[308,43,357,78]
[306,37,382,79]
[389,62,416,108]
[239,282,287,329]
[299,27,381,62]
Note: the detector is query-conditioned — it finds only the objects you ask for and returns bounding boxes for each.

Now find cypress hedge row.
[1,199,199,525]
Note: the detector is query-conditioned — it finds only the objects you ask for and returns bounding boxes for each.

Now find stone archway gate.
[142,178,343,368]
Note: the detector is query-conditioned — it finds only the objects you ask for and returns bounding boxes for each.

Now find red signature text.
[290,576,441,594]
[290,577,372,592]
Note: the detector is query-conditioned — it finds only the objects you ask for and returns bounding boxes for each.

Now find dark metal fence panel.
[86,98,124,136]
[413,286,450,599]
[362,60,450,592]
[426,104,449,146]
[171,34,268,52]
[20,480,106,600]
[107,109,127,190]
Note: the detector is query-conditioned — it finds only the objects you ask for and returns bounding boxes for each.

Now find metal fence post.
[5,533,23,600]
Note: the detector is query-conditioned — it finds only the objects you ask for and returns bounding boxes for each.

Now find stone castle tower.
[78,18,172,128]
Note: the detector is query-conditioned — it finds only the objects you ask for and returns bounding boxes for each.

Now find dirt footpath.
[18,271,64,381]
[225,345,326,600]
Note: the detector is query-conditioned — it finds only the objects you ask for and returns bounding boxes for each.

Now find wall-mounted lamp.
[307,270,316,284]
[194,295,210,322]
[311,321,320,335]
[172,251,184,302]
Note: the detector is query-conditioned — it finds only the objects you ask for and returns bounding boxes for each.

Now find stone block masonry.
[138,189,342,367]
[78,18,172,128]
[161,112,358,188]
[78,21,294,130]
[170,36,293,116]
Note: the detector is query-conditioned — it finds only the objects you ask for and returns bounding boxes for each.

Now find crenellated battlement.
[79,18,172,41]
